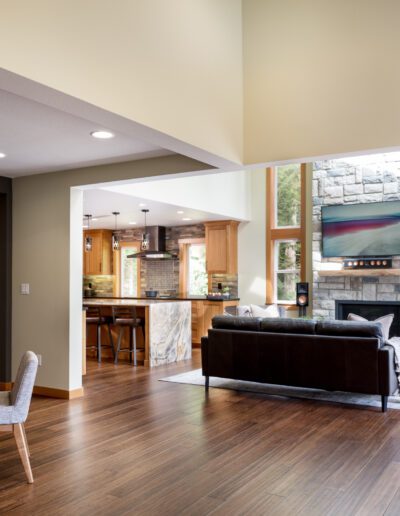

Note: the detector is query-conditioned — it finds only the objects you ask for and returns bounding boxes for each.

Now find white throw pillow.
[237,305,251,317]
[347,312,394,341]
[250,304,280,318]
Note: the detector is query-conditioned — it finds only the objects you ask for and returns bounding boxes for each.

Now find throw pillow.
[347,312,394,341]
[237,305,251,317]
[250,304,280,318]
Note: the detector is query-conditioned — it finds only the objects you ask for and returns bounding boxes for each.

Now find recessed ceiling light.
[90,130,114,139]
[182,217,192,221]
[0,152,6,159]
[91,218,98,222]
[139,203,147,207]
[177,210,184,214]
[82,225,89,229]
[129,221,137,225]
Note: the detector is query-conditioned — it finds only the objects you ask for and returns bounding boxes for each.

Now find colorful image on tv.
[322,201,400,257]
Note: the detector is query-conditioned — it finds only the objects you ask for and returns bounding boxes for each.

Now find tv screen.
[321,200,400,257]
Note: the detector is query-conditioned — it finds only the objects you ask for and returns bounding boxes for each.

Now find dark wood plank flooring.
[1,351,400,515]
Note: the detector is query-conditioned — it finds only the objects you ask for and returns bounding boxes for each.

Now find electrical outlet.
[37,354,42,366]
[20,283,30,295]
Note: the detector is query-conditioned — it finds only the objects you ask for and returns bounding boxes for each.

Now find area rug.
[160,369,400,410]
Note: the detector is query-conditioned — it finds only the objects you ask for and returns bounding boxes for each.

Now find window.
[114,242,141,297]
[179,238,208,295]
[266,165,306,305]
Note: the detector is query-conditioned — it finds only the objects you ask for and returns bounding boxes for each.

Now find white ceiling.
[0,88,172,177]
[83,189,227,229]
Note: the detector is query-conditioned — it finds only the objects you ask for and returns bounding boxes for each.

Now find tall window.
[266,164,306,304]
[179,238,208,295]
[114,242,141,297]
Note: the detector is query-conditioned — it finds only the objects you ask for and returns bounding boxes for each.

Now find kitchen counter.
[83,295,240,302]
[83,298,191,367]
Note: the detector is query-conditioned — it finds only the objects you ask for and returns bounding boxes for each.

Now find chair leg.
[133,327,137,367]
[114,327,123,364]
[129,327,133,364]
[21,423,30,457]
[14,423,33,484]
[107,324,115,358]
[97,324,102,363]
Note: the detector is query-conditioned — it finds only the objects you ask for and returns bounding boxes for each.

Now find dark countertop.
[83,295,240,302]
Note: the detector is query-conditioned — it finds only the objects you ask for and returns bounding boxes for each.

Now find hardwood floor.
[1,351,400,515]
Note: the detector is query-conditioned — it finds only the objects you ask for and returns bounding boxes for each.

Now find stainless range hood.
[127,226,177,260]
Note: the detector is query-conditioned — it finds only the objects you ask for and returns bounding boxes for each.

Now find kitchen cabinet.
[205,220,239,274]
[191,299,238,345]
[83,229,113,275]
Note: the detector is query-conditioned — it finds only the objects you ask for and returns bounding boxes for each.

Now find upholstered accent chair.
[0,351,39,483]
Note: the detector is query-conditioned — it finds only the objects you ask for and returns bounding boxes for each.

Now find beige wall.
[0,0,243,164]
[243,0,400,164]
[12,155,211,391]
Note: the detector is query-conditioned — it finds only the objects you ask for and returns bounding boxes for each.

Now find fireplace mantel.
[317,269,400,277]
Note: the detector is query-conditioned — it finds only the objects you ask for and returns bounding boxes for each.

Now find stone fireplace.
[312,158,400,319]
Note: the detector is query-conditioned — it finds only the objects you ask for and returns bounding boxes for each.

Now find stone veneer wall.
[87,223,239,297]
[313,158,400,319]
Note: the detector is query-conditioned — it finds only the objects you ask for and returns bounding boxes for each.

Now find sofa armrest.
[378,345,398,396]
[201,337,209,376]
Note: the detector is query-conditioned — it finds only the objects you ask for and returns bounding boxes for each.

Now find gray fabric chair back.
[10,351,38,423]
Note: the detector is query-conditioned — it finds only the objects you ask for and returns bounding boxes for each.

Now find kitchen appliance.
[128,225,177,260]
[145,290,159,298]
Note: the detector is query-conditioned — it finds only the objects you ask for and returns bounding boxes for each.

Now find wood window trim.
[113,241,141,297]
[266,164,307,305]
[178,238,205,295]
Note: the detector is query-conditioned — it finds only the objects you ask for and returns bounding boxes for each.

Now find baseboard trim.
[0,382,12,391]
[33,386,84,400]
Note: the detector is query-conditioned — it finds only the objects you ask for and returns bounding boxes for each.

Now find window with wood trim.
[179,238,207,295]
[266,164,306,305]
[113,241,141,297]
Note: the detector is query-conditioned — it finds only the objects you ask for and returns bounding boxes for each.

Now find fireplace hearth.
[336,300,400,338]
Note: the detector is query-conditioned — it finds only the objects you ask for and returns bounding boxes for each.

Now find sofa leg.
[205,376,209,392]
[381,395,388,413]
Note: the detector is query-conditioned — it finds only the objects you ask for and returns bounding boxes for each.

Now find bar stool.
[86,306,115,363]
[112,306,145,366]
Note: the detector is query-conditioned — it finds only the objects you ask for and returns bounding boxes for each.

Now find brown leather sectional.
[201,316,398,412]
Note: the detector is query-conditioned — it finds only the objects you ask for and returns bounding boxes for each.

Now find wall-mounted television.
[321,200,400,258]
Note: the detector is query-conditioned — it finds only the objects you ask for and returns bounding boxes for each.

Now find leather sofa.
[201,316,398,411]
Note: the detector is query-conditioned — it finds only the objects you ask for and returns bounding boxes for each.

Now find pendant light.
[112,211,120,251]
[84,214,93,252]
[141,209,150,251]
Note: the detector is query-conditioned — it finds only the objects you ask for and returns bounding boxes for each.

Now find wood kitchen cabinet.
[191,299,238,345]
[204,220,239,274]
[83,229,113,275]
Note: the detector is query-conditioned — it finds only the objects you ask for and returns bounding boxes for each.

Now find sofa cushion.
[347,313,394,341]
[250,304,280,318]
[260,318,316,334]
[212,315,262,331]
[238,305,251,317]
[316,320,385,345]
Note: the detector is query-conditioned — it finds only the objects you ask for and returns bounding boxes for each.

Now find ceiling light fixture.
[84,214,93,252]
[129,221,137,225]
[112,211,120,251]
[0,152,6,159]
[139,203,147,207]
[141,209,150,251]
[177,210,184,214]
[90,130,114,139]
[182,217,192,221]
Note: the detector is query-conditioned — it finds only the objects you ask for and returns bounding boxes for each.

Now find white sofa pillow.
[237,305,251,317]
[250,304,280,318]
[347,312,394,341]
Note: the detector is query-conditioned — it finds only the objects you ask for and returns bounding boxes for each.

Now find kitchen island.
[83,299,191,367]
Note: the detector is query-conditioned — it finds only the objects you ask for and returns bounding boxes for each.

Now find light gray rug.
[160,369,400,410]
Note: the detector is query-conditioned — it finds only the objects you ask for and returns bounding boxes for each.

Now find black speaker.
[296,282,309,317]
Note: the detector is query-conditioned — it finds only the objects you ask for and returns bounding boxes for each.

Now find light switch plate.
[20,283,30,295]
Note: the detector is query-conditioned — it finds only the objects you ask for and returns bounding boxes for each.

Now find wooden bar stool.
[112,306,145,366]
[86,306,115,362]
